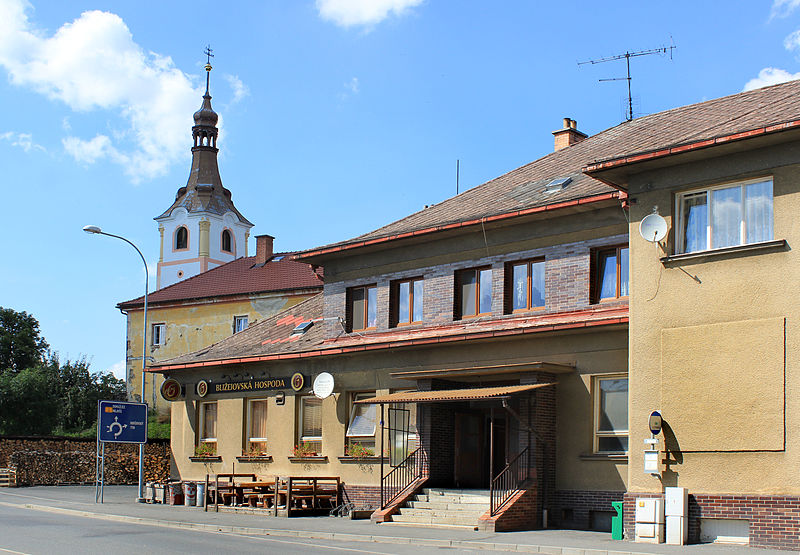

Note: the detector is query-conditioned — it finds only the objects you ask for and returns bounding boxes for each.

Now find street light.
[83,224,148,503]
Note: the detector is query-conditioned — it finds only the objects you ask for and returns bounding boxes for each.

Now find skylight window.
[292,321,314,335]
[272,255,284,262]
[545,177,572,193]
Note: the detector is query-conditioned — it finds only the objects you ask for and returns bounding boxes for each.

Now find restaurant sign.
[197,372,305,397]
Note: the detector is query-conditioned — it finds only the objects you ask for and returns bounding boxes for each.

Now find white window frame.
[592,374,628,454]
[675,176,773,255]
[298,396,322,451]
[152,323,166,346]
[198,401,217,445]
[346,392,377,448]
[246,398,268,452]
[234,315,249,333]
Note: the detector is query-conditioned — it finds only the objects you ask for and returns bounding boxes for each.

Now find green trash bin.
[611,501,623,540]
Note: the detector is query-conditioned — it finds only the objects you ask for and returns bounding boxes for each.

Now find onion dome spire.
[192,46,218,148]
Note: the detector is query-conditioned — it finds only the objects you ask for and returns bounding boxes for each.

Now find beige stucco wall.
[165,328,628,491]
[626,143,800,495]
[125,291,317,412]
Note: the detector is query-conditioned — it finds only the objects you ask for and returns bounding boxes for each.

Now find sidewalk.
[0,486,793,554]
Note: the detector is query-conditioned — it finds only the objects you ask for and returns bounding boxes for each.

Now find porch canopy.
[354,383,554,404]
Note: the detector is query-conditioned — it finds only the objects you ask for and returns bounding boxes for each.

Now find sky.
[2,0,800,379]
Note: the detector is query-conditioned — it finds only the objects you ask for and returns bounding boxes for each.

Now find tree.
[0,307,49,374]
[0,366,59,435]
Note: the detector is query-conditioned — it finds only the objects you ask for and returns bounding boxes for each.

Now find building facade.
[152,81,800,549]
[118,62,323,412]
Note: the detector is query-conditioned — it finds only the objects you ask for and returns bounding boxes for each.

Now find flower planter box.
[235,456,273,463]
[189,456,222,463]
[288,456,328,462]
[337,456,386,464]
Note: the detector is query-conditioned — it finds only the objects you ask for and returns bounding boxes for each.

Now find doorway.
[453,409,507,489]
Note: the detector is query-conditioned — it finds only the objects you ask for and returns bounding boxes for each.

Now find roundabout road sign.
[98,401,148,444]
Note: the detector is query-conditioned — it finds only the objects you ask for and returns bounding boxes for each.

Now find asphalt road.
[0,502,487,554]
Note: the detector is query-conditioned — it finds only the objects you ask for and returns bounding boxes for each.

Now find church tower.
[155,53,253,289]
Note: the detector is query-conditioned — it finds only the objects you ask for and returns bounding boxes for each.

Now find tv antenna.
[579,41,676,122]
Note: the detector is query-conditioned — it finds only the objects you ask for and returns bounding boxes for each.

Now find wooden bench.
[212,473,257,512]
[283,476,341,516]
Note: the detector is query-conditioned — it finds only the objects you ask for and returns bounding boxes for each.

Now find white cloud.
[0,130,45,152]
[743,67,800,91]
[224,74,249,103]
[0,0,202,182]
[346,77,360,94]
[771,0,800,19]
[110,360,126,380]
[316,0,423,28]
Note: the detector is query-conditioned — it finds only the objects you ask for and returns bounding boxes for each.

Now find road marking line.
[214,531,396,554]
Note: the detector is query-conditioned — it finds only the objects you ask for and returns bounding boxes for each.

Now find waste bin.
[611,501,624,540]
[196,482,206,508]
[183,481,197,506]
[167,482,184,505]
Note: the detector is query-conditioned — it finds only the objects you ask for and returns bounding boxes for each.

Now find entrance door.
[454,412,484,488]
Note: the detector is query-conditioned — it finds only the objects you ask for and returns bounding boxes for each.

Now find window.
[677,178,773,254]
[298,396,322,454]
[175,226,188,250]
[455,267,492,319]
[233,315,248,333]
[346,392,377,453]
[347,285,377,331]
[221,229,232,253]
[198,401,217,447]
[152,323,166,346]
[391,278,423,326]
[388,400,419,466]
[246,399,268,454]
[592,246,629,302]
[593,376,628,453]
[506,259,545,313]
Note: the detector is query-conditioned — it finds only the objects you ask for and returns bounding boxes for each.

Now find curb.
[0,501,660,554]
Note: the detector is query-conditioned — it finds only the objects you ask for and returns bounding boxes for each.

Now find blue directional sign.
[98,401,148,444]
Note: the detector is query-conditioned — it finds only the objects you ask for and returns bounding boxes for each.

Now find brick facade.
[323,234,628,340]
[552,489,624,530]
[341,484,381,508]
[623,492,800,551]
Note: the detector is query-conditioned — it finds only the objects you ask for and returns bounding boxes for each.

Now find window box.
[676,177,773,255]
[288,455,328,462]
[579,453,628,462]
[189,455,222,463]
[337,456,387,464]
[235,455,273,463]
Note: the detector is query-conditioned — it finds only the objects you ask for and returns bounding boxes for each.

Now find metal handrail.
[380,447,427,509]
[490,446,530,516]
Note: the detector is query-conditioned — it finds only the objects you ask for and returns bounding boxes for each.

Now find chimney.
[552,117,587,151]
[255,234,274,265]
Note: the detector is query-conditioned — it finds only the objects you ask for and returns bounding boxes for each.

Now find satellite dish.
[313,372,334,399]
[639,213,668,243]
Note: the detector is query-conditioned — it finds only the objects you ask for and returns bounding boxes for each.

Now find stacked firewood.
[1,437,171,486]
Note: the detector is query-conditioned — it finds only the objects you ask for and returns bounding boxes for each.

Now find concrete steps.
[389,488,489,529]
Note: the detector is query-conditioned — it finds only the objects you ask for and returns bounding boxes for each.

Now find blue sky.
[2,0,800,378]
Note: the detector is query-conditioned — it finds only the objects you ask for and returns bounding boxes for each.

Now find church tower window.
[175,226,188,250]
[221,229,232,253]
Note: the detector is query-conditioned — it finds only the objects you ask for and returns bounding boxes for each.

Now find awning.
[354,383,555,404]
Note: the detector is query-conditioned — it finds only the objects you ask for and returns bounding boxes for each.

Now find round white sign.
[313,372,335,399]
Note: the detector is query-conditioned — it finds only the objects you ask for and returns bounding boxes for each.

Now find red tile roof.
[298,79,800,258]
[117,254,323,309]
[150,301,627,371]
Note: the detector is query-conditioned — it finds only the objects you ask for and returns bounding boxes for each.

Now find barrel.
[183,481,197,506]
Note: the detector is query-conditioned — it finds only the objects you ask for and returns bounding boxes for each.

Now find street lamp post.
[83,225,148,502]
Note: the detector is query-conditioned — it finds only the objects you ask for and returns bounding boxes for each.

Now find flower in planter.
[242,447,268,458]
[194,443,216,457]
[345,443,375,459]
[292,442,318,457]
